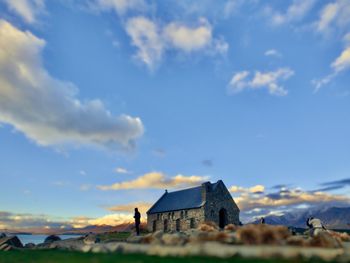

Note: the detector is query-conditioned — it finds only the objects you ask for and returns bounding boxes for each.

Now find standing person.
[134,208,141,236]
[307,217,326,237]
[260,217,266,224]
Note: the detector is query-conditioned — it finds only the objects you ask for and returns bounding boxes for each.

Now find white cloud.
[264,49,282,58]
[316,2,338,33]
[228,68,294,96]
[313,41,350,91]
[163,19,212,52]
[315,0,350,34]
[269,0,316,26]
[3,0,45,24]
[0,20,144,151]
[95,0,147,15]
[125,16,228,69]
[223,0,244,18]
[114,167,131,174]
[331,46,350,72]
[125,16,164,69]
[97,171,209,190]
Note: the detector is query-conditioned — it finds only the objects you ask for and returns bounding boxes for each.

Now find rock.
[44,235,61,243]
[0,235,23,248]
[24,243,36,249]
[83,234,100,245]
[0,233,6,239]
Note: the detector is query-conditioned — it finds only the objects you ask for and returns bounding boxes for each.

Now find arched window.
[180,211,184,219]
[190,218,195,229]
[185,210,188,218]
[164,219,168,232]
[152,220,157,232]
[210,210,215,217]
[176,219,181,232]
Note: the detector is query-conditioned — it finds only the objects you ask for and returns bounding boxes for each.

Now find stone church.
[146,180,240,232]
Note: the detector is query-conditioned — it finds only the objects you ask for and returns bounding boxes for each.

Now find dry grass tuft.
[328,230,350,242]
[197,221,219,232]
[224,224,238,232]
[236,224,291,245]
[307,232,343,248]
[286,236,307,246]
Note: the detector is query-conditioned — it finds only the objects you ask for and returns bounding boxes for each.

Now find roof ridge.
[167,185,202,194]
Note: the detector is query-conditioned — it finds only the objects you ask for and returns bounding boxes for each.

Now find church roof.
[147,186,203,214]
[147,181,221,214]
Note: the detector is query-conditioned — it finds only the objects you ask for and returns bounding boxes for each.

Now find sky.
[0,0,350,230]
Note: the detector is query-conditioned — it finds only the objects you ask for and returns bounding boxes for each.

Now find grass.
[0,250,338,263]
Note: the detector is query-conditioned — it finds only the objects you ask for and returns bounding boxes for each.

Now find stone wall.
[203,181,240,226]
[147,208,204,232]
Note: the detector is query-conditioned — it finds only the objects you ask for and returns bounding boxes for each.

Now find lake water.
[17,234,82,245]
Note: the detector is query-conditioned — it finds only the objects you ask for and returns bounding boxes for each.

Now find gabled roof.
[147,185,205,214]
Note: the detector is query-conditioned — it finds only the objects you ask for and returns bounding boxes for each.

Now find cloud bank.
[97,172,209,190]
[0,20,144,150]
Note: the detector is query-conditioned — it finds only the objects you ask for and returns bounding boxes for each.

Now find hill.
[253,206,350,229]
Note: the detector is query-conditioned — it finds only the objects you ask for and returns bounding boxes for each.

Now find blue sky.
[0,0,350,229]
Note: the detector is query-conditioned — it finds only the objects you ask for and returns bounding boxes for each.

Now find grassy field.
[0,250,337,263]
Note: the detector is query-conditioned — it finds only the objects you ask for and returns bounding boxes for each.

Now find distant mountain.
[0,222,146,235]
[253,207,350,229]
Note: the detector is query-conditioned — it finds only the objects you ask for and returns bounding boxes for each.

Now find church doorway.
[219,208,227,229]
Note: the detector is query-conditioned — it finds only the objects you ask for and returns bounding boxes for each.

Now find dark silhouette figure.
[306,217,313,228]
[134,208,141,236]
[260,217,265,224]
